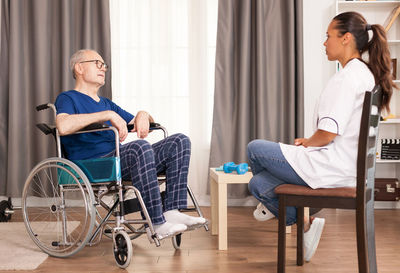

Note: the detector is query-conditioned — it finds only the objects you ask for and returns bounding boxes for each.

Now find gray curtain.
[0,0,111,197]
[210,0,304,198]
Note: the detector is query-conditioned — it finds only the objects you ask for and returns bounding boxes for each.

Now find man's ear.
[74,63,84,78]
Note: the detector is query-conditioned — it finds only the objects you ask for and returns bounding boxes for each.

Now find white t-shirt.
[280,59,375,189]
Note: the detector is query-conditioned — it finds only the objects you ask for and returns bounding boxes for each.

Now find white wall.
[303,0,336,136]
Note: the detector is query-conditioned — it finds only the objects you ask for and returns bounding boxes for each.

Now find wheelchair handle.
[36,103,51,111]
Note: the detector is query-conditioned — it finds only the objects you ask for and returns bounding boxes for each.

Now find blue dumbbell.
[223,162,248,175]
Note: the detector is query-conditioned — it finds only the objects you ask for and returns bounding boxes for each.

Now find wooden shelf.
[338,1,400,8]
[376,159,400,163]
[381,118,400,124]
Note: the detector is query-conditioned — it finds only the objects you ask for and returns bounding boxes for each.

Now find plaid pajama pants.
[119,133,191,225]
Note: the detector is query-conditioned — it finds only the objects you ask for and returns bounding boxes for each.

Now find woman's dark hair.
[333,11,394,112]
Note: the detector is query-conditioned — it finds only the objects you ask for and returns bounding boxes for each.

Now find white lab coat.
[280,59,375,189]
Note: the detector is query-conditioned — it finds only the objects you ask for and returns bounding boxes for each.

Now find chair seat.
[274,184,356,198]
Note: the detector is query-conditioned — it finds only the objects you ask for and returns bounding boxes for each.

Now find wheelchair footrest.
[178,208,197,212]
[186,220,209,231]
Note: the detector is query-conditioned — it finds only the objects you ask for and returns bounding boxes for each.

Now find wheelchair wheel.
[113,230,132,268]
[22,157,96,258]
[172,233,182,250]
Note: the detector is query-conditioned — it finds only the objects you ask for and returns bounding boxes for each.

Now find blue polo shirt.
[55,90,134,160]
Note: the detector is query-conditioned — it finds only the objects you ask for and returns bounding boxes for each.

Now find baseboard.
[0,196,20,207]
[4,195,397,209]
[188,195,258,207]
[374,201,400,209]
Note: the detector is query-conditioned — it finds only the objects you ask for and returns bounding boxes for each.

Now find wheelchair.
[22,103,208,268]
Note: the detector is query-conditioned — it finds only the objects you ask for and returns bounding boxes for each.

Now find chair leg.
[366,199,377,273]
[296,207,304,266]
[356,205,368,273]
[277,195,286,273]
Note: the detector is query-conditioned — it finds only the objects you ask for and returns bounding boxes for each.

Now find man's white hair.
[69,49,94,79]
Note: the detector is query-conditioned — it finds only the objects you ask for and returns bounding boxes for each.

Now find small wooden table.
[210,168,291,250]
[209,168,253,250]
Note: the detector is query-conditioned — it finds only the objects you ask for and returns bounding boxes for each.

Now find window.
[110,0,218,203]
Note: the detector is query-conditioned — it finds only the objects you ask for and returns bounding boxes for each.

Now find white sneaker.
[164,209,207,227]
[304,217,325,262]
[253,203,275,221]
[153,221,187,240]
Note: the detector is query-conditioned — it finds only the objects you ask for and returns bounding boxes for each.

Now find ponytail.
[333,12,395,112]
[366,24,394,112]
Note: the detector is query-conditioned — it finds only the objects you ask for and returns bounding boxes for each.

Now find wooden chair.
[274,85,383,273]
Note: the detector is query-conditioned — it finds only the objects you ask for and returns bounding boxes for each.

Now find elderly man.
[55,49,205,239]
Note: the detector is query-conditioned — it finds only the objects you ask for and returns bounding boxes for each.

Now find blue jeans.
[247,140,308,225]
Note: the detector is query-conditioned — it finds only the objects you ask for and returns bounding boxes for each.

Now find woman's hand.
[294,130,337,148]
[294,138,308,147]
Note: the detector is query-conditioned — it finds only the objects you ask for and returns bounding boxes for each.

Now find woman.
[248,11,394,262]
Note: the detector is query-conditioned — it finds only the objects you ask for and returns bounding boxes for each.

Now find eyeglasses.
[79,60,109,70]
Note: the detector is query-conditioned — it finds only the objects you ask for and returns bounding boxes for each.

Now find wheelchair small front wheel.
[172,233,182,250]
[113,230,132,268]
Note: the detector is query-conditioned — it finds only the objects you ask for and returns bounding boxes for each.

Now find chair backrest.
[356,85,383,204]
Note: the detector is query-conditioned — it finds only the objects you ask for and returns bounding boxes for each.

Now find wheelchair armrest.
[77,122,166,139]
[36,123,56,136]
[127,123,161,131]
[127,123,168,138]
[36,122,110,136]
[150,122,161,129]
[80,123,110,131]
[77,122,162,133]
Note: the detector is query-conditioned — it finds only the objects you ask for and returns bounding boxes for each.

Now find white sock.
[153,221,187,239]
[164,209,206,226]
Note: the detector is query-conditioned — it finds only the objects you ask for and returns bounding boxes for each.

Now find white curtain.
[110,0,218,205]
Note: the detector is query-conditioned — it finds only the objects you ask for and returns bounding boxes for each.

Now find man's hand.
[109,111,128,142]
[132,111,151,139]
[56,110,128,142]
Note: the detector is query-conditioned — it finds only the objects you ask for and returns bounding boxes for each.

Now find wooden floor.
[11,207,400,273]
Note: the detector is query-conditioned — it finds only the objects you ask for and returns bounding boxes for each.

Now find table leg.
[217,182,227,250]
[210,177,218,235]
